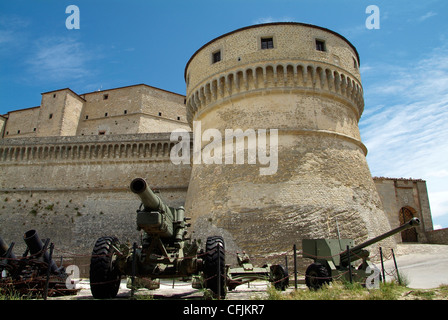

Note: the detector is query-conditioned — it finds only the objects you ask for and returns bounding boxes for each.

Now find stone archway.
[399,207,418,242]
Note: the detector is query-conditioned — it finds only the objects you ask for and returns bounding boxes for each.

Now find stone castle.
[0,23,446,271]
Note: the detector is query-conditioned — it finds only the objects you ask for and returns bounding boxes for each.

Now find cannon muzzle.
[130,178,162,211]
[23,229,60,274]
[130,178,178,237]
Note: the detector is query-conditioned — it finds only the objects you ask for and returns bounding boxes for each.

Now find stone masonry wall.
[0,133,191,275]
[184,23,393,265]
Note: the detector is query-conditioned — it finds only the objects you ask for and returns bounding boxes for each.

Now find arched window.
[399,207,418,242]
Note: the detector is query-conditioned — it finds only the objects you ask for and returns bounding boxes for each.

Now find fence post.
[391,248,401,285]
[346,245,352,284]
[43,243,54,300]
[217,245,221,300]
[131,242,137,297]
[379,247,386,283]
[293,244,297,289]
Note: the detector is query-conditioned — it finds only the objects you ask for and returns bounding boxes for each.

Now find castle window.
[49,113,53,119]
[124,110,127,115]
[17,130,20,134]
[53,93,56,98]
[158,112,162,116]
[85,115,89,120]
[98,130,106,135]
[261,37,274,49]
[105,113,108,117]
[212,50,221,64]
[33,128,36,132]
[103,94,109,100]
[353,57,358,69]
[315,39,326,52]
[177,116,181,121]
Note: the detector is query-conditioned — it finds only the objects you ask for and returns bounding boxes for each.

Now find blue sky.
[1,0,447,228]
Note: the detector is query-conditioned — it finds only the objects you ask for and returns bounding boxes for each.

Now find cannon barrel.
[0,236,17,269]
[23,229,59,274]
[130,178,162,212]
[0,236,15,259]
[351,217,420,253]
[341,217,420,264]
[130,178,176,237]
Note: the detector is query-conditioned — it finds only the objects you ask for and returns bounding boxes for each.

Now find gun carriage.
[89,178,288,299]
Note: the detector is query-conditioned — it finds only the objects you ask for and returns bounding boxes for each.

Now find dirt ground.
[50,278,286,300]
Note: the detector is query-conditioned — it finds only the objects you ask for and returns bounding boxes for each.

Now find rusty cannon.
[0,230,75,297]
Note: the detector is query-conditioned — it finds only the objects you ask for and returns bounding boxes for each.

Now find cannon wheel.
[271,264,289,290]
[204,236,226,298]
[305,263,331,290]
[90,236,122,299]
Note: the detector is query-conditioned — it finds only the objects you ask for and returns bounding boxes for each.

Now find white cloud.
[0,14,30,51]
[0,14,30,29]
[26,37,93,83]
[418,11,437,22]
[428,192,448,219]
[427,170,448,178]
[360,46,448,226]
[0,30,14,45]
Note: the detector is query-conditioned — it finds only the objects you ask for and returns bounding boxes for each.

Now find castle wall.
[185,22,360,97]
[373,178,433,243]
[426,228,448,245]
[1,84,189,139]
[36,89,85,137]
[77,85,188,135]
[2,107,40,138]
[0,133,191,261]
[0,115,5,137]
[184,23,393,263]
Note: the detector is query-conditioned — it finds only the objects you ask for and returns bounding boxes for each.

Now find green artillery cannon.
[90,178,288,299]
[227,252,289,291]
[302,217,420,289]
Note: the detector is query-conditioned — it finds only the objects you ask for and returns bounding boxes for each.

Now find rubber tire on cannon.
[204,236,226,298]
[270,264,289,290]
[90,236,122,299]
[305,262,332,290]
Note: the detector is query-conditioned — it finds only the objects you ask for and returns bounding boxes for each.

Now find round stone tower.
[184,22,393,261]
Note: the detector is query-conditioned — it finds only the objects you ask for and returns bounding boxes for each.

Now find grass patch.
[0,288,33,300]
[262,281,448,300]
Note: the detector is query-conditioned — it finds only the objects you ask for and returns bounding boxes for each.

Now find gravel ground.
[379,243,448,289]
